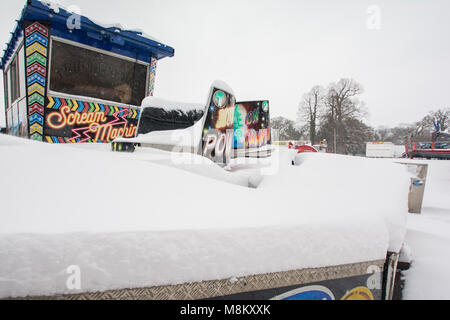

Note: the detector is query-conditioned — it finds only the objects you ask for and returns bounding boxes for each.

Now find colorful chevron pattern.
[45,136,97,144]
[44,96,140,144]
[149,57,157,96]
[46,97,140,119]
[25,21,49,142]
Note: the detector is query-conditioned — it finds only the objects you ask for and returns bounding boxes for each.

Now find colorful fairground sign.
[112,82,272,166]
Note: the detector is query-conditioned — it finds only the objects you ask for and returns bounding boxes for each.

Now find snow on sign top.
[38,0,168,45]
[210,80,235,96]
[41,0,61,13]
[1,0,175,68]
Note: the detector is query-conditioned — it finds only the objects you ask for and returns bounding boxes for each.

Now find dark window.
[9,57,20,103]
[50,40,148,106]
[3,71,9,110]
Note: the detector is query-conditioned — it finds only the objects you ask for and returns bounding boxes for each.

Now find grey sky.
[1,0,449,128]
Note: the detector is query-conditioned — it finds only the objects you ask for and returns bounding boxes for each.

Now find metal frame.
[47,36,150,107]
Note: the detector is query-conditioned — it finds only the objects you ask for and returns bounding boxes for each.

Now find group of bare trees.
[374,108,450,145]
[298,78,371,155]
[284,78,449,155]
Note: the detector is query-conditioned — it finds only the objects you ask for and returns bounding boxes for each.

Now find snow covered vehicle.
[112,81,273,165]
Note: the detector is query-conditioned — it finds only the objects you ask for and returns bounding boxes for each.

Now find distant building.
[1,0,174,143]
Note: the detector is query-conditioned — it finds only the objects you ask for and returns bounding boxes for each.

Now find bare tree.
[325,79,364,154]
[431,108,449,132]
[271,116,303,141]
[298,86,325,145]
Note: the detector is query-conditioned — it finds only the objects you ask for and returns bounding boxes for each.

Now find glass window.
[50,40,148,106]
[6,109,12,134]
[9,57,20,103]
[18,46,26,99]
[12,103,19,136]
[3,71,9,110]
[18,99,28,138]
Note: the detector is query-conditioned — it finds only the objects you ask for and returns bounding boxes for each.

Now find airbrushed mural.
[44,97,140,143]
[201,89,272,165]
[234,101,271,149]
[201,87,236,164]
[211,273,382,301]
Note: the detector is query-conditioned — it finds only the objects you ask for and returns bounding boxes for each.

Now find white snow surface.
[141,97,204,113]
[116,115,205,148]
[0,134,411,298]
[39,0,166,44]
[210,80,235,96]
[401,160,450,300]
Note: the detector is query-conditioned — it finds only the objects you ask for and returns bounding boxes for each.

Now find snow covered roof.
[1,0,175,69]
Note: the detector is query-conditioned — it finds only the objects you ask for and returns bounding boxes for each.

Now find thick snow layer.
[401,160,450,300]
[116,115,205,148]
[141,97,204,113]
[259,151,411,253]
[39,0,165,44]
[210,80,235,96]
[0,135,411,298]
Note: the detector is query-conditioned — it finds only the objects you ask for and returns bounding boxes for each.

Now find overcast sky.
[1,0,449,128]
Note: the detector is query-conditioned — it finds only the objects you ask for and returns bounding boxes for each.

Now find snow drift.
[0,134,411,298]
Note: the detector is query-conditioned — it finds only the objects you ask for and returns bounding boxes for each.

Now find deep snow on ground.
[401,160,450,300]
[0,134,411,299]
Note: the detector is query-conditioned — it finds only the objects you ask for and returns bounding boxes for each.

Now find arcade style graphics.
[44,97,140,143]
[201,87,236,165]
[1,0,174,144]
[24,21,50,142]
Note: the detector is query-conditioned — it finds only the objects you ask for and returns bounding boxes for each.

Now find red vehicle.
[288,142,319,154]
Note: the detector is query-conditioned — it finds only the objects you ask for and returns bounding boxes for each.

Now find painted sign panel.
[234,101,271,149]
[271,286,335,301]
[148,56,157,97]
[201,87,236,165]
[44,96,140,143]
[210,273,382,301]
[24,21,50,142]
[200,90,272,165]
[341,286,375,300]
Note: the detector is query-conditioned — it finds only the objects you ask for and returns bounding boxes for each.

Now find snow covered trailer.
[1,0,174,144]
[10,260,388,300]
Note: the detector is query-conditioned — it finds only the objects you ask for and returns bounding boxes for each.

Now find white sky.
[1,0,449,128]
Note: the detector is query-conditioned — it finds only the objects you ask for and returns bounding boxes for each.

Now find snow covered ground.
[401,160,450,300]
[0,134,412,299]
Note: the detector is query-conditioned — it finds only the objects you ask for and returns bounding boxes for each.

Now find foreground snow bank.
[0,222,386,299]
[0,135,410,298]
[401,160,450,300]
[260,151,411,253]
